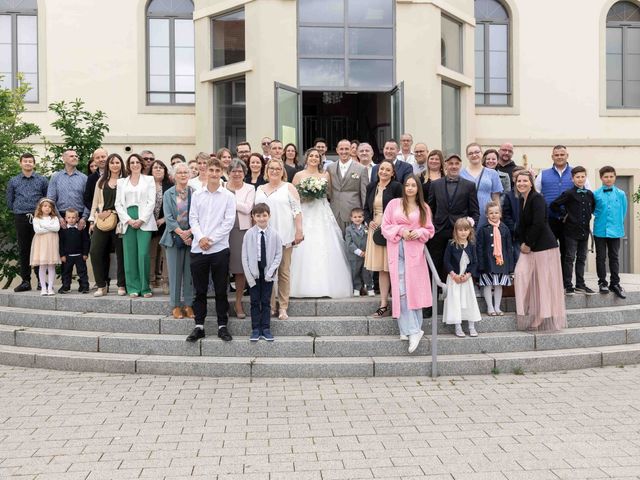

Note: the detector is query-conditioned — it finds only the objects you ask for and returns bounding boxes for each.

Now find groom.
[327,139,368,235]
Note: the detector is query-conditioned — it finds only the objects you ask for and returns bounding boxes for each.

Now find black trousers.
[429,228,453,283]
[562,237,588,289]
[190,249,230,327]
[90,228,125,288]
[594,237,621,287]
[250,275,273,332]
[61,255,89,290]
[549,217,566,259]
[14,214,38,283]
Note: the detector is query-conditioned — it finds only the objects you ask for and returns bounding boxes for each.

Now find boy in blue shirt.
[593,166,628,298]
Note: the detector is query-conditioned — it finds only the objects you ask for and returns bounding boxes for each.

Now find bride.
[290,148,353,298]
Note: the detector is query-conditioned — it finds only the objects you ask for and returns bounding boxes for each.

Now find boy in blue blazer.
[242,203,283,341]
[593,166,628,298]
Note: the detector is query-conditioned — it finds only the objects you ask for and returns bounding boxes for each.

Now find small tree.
[0,77,41,287]
[43,99,109,172]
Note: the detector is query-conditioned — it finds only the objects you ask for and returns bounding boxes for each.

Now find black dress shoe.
[217,326,233,342]
[58,287,70,294]
[611,284,626,299]
[13,281,31,292]
[599,285,609,294]
[186,327,205,342]
[78,287,90,294]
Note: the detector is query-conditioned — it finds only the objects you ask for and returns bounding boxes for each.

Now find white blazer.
[115,175,158,234]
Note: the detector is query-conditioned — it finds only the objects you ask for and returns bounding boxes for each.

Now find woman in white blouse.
[254,158,303,320]
[115,153,158,297]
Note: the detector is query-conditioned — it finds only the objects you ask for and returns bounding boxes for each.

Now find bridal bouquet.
[296,176,328,201]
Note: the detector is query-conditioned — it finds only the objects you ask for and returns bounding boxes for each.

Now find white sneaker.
[40,289,47,296]
[353,289,361,297]
[367,290,376,297]
[469,322,478,337]
[399,334,409,341]
[455,324,466,337]
[408,330,424,353]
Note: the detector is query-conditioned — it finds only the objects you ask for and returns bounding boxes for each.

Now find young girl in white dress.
[30,198,61,296]
[289,148,352,298]
[443,218,482,337]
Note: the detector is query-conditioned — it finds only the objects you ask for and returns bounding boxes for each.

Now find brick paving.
[0,365,639,479]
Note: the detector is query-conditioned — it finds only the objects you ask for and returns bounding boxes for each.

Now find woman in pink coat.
[382,175,436,353]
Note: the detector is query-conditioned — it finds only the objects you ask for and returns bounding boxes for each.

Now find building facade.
[4,0,639,272]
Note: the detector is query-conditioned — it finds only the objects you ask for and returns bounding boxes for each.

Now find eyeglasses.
[262,142,271,146]
[129,161,141,165]
[267,167,283,171]
[468,150,482,156]
[230,170,244,174]
[414,150,427,154]
[142,157,154,161]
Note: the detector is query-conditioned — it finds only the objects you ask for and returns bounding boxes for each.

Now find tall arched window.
[146,0,195,105]
[0,0,38,102]
[606,1,640,108]
[474,0,510,106]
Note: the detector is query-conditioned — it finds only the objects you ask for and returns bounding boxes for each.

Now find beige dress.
[364,186,389,272]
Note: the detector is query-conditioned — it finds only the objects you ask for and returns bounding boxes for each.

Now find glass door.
[275,83,301,148]
[390,81,404,140]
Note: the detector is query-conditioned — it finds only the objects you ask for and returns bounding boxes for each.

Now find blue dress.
[460,167,503,228]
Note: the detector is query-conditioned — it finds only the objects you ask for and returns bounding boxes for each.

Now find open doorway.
[301,91,391,158]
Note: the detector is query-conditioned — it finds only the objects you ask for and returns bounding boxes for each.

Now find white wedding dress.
[290,196,353,298]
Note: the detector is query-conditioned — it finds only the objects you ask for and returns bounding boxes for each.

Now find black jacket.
[427,177,480,233]
[517,191,558,251]
[502,190,520,241]
[476,222,514,274]
[83,171,101,211]
[59,226,90,256]
[443,241,478,276]
[364,180,403,224]
[549,186,595,241]
[371,160,414,185]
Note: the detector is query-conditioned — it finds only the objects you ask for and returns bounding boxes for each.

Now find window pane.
[607,53,623,81]
[150,74,170,92]
[442,82,460,157]
[607,80,623,107]
[489,94,508,105]
[607,27,623,54]
[175,93,195,103]
[489,77,507,93]
[349,28,392,56]
[625,79,640,107]
[489,51,507,77]
[476,93,485,105]
[299,58,345,87]
[627,27,640,54]
[441,15,462,72]
[0,74,11,89]
[607,1,640,22]
[348,0,393,25]
[277,87,299,145]
[149,46,170,75]
[0,15,10,44]
[149,19,169,47]
[17,15,36,44]
[214,77,247,151]
[299,26,344,56]
[0,44,11,73]
[175,47,194,76]
[17,44,37,72]
[20,72,37,101]
[299,0,343,24]
[475,0,508,22]
[475,23,484,47]
[212,9,245,68]
[489,24,507,52]
[475,51,485,81]
[175,74,194,93]
[147,0,193,16]
[149,93,171,103]
[175,19,194,48]
[626,53,640,80]
[475,76,485,93]
[348,59,393,88]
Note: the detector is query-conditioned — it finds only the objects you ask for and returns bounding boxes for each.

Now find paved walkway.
[0,366,639,479]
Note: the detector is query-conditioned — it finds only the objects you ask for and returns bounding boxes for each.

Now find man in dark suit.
[427,154,480,281]
[371,139,414,184]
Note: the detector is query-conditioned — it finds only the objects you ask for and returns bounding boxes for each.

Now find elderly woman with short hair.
[160,162,194,319]
[225,158,256,318]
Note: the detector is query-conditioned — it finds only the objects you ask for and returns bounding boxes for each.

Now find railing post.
[424,246,443,378]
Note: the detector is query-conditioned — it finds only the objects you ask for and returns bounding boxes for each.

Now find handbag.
[95,211,117,232]
[372,227,387,246]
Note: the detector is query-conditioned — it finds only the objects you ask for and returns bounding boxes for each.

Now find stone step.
[1,303,639,336]
[1,323,638,357]
[0,343,638,377]
[2,289,639,316]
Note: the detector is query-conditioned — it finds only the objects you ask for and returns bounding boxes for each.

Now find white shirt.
[361,163,374,182]
[114,175,157,233]
[397,152,415,164]
[188,177,207,192]
[189,184,236,254]
[339,159,353,178]
[412,161,427,175]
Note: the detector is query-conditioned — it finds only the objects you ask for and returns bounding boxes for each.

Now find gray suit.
[327,160,368,234]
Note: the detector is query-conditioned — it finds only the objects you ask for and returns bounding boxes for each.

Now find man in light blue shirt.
[186,159,236,343]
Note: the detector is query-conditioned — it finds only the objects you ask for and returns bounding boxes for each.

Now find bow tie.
[603,188,613,192]
[576,188,587,193]
[446,177,459,183]
[67,225,78,229]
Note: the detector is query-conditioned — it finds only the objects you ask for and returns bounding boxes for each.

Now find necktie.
[603,188,613,192]
[577,188,587,193]
[259,231,266,271]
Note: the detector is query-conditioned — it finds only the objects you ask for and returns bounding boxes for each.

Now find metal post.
[424,246,444,378]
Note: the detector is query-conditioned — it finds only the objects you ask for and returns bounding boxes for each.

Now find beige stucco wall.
[23,0,196,162]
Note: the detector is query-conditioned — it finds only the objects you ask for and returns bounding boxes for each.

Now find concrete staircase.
[0,281,639,377]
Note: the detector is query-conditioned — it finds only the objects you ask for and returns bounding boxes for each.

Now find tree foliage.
[43,99,109,172]
[0,78,41,287]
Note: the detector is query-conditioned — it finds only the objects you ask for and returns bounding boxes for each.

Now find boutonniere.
[350,173,360,179]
